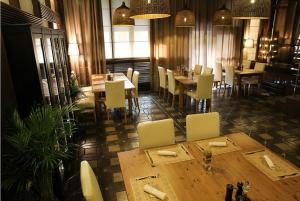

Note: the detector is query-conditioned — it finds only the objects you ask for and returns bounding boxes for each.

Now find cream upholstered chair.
[167,69,180,107]
[80,160,104,201]
[158,66,168,99]
[186,112,220,141]
[213,63,223,90]
[105,80,126,121]
[202,67,213,75]
[223,66,236,96]
[127,68,133,81]
[131,71,140,111]
[137,119,175,149]
[194,64,202,75]
[186,74,214,112]
[244,62,266,94]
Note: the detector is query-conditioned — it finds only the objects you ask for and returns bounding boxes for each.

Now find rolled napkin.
[143,184,166,200]
[208,141,227,147]
[263,155,275,169]
[157,150,177,156]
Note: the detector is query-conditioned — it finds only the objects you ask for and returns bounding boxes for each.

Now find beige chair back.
[202,67,213,75]
[254,62,266,72]
[214,63,222,82]
[167,69,177,95]
[194,74,214,100]
[105,81,125,109]
[80,160,104,201]
[186,112,220,141]
[127,68,133,81]
[132,71,139,97]
[242,60,251,69]
[158,66,167,88]
[194,64,202,75]
[224,66,235,86]
[137,119,175,149]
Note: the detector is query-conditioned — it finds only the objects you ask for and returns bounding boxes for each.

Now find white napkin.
[143,184,166,200]
[208,141,227,147]
[157,150,177,156]
[263,155,275,169]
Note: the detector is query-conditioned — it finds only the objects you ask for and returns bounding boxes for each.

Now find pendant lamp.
[175,5,195,27]
[129,0,171,19]
[232,0,271,19]
[113,2,134,26]
[213,5,232,26]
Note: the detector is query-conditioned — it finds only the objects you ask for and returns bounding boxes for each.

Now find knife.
[244,149,265,155]
[136,175,158,181]
[180,144,190,155]
[146,150,155,167]
[277,172,298,179]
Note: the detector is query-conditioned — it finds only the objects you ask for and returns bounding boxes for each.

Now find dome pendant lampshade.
[113,2,134,26]
[213,5,232,26]
[175,6,195,27]
[129,0,171,19]
[232,0,271,19]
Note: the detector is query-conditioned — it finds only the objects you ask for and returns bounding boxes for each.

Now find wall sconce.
[244,39,254,48]
[68,43,79,56]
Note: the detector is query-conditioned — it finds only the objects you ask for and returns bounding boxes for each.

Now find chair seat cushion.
[76,96,95,109]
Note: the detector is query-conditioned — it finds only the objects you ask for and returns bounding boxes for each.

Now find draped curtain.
[63,0,106,86]
[151,0,243,90]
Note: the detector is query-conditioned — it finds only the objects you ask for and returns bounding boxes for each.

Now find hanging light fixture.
[113,2,134,26]
[129,0,171,19]
[213,5,232,26]
[175,3,195,28]
[232,0,271,19]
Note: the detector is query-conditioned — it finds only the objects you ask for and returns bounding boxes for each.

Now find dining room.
[1,0,300,201]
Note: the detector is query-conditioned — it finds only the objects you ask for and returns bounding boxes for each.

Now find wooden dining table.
[235,69,265,96]
[91,73,135,114]
[118,133,300,201]
[174,75,197,110]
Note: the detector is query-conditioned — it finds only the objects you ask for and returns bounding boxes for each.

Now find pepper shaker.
[225,184,233,201]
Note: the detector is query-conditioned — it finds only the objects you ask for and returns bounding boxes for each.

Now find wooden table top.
[175,75,197,85]
[91,73,135,93]
[118,133,300,201]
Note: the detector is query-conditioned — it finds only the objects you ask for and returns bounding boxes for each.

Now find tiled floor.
[67,91,300,201]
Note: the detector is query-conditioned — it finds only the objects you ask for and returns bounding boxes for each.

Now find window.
[101,0,150,59]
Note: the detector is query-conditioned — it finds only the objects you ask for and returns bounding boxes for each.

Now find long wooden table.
[91,73,135,114]
[118,133,300,201]
[174,75,197,110]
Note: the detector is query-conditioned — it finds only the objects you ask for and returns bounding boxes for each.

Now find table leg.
[128,90,133,115]
[179,83,184,110]
[237,75,242,96]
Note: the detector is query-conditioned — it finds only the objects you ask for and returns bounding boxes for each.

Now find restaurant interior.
[1,0,300,201]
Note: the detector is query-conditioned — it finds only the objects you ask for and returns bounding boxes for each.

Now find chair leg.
[163,88,166,101]
[167,92,170,104]
[135,98,140,112]
[172,94,175,108]
[230,86,233,97]
[159,87,161,97]
[123,107,127,123]
[107,108,110,120]
[248,84,251,95]
[195,100,199,112]
[223,84,227,96]
[243,84,246,96]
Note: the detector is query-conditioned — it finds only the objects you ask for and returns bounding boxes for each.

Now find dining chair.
[76,94,96,122]
[137,119,175,149]
[202,67,213,75]
[80,160,104,201]
[127,67,133,81]
[131,71,140,111]
[223,66,237,96]
[213,63,223,91]
[186,112,220,141]
[186,74,214,112]
[194,64,202,75]
[158,66,168,100]
[105,80,126,122]
[243,62,266,95]
[167,69,180,107]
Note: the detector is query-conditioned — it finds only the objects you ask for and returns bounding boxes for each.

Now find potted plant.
[2,105,77,201]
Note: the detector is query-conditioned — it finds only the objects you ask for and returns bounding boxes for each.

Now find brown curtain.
[151,0,243,90]
[63,0,106,86]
